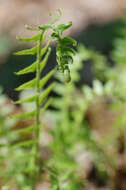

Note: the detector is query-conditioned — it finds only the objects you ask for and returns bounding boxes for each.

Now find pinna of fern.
[9,11,77,190]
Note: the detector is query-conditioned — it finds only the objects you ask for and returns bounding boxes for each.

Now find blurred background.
[1,0,126,190]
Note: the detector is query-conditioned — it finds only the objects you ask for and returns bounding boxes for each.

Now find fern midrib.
[33,30,44,189]
[35,31,43,144]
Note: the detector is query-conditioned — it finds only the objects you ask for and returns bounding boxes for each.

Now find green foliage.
[45,47,107,190]
[45,40,126,189]
[0,11,77,190]
[2,13,126,190]
[112,17,126,65]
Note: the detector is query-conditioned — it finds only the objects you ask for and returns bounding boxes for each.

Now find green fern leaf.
[39,83,55,104]
[11,140,35,149]
[56,22,72,33]
[40,69,55,89]
[16,34,41,42]
[15,78,36,91]
[40,40,50,57]
[14,110,36,120]
[15,42,50,76]
[15,61,37,75]
[40,98,53,114]
[15,95,36,104]
[14,46,37,55]
[51,22,72,38]
[13,125,34,135]
[61,37,77,46]
[40,47,51,72]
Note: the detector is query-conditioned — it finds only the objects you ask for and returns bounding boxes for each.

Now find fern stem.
[32,30,44,190]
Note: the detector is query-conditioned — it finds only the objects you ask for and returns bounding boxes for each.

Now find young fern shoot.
[14,11,77,190]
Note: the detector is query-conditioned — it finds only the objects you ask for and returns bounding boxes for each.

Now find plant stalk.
[32,30,43,190]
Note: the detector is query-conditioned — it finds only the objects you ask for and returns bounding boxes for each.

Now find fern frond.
[8,11,77,190]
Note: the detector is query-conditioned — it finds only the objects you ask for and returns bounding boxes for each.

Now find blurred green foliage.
[1,16,126,190]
